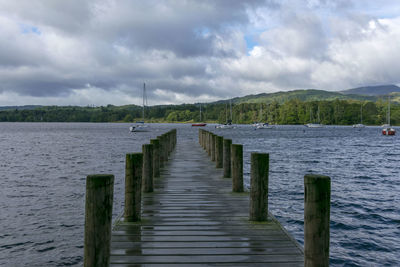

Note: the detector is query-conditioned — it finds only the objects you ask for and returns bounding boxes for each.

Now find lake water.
[0,123,399,266]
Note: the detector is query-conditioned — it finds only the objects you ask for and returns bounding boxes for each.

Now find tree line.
[0,99,398,125]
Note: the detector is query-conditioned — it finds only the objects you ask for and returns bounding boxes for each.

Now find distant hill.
[341,84,400,96]
[212,89,377,105]
[0,105,42,111]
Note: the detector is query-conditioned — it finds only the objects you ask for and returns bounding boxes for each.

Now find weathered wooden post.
[207,132,212,156]
[231,144,243,192]
[168,131,173,154]
[223,139,232,178]
[304,174,331,267]
[211,134,216,161]
[202,130,206,149]
[142,144,154,193]
[215,135,223,168]
[249,153,269,221]
[84,174,114,267]
[150,139,160,178]
[163,133,169,161]
[124,153,143,222]
[157,135,165,167]
[173,129,177,148]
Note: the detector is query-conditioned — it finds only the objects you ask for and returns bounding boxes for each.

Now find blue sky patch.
[19,23,41,35]
[244,34,258,53]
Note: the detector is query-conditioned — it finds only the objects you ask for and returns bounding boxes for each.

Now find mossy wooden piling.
[223,138,232,178]
[231,143,244,192]
[211,133,216,161]
[84,174,114,267]
[150,139,160,178]
[124,153,143,222]
[304,174,331,267]
[215,135,223,168]
[142,144,154,193]
[249,153,269,221]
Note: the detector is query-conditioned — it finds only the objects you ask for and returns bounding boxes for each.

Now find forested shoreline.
[0,98,398,125]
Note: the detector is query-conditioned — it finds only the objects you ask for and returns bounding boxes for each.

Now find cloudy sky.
[1,0,400,106]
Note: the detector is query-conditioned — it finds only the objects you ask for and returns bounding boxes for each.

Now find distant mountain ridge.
[213,89,377,105]
[340,84,400,96]
[213,84,400,105]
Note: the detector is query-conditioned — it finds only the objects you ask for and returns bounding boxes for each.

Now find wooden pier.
[109,138,304,266]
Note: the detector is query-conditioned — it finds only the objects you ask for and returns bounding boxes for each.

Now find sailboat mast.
[142,83,146,121]
[200,104,202,121]
[388,95,391,125]
[230,99,232,121]
[360,104,363,124]
[225,103,228,123]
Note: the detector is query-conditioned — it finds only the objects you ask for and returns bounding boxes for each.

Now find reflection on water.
[0,123,399,266]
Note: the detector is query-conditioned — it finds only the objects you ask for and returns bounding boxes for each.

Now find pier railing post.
[157,135,164,167]
[163,133,169,161]
[142,144,154,193]
[223,139,232,178]
[150,139,160,178]
[125,153,143,222]
[199,129,203,145]
[207,132,212,156]
[231,144,243,192]
[249,153,269,221]
[84,174,114,267]
[304,174,331,267]
[215,135,223,168]
[211,134,216,161]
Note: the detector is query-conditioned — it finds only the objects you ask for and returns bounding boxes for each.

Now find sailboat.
[305,106,324,128]
[382,95,395,135]
[254,103,274,129]
[192,104,207,126]
[130,82,149,132]
[216,99,235,129]
[353,103,365,128]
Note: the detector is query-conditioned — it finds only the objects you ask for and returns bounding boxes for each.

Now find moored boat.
[382,95,395,136]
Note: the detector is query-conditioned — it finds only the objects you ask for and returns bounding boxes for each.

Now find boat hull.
[192,123,207,127]
[382,128,395,135]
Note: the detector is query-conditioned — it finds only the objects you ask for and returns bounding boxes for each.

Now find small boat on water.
[130,83,149,132]
[216,121,235,129]
[352,124,365,128]
[305,106,324,128]
[192,104,207,127]
[305,123,324,128]
[216,99,235,129]
[254,122,274,129]
[129,125,148,132]
[353,104,365,128]
[382,95,395,136]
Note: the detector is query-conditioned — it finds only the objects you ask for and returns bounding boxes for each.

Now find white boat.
[130,83,149,132]
[253,104,274,129]
[216,99,235,129]
[353,104,365,128]
[305,123,324,128]
[255,122,274,129]
[382,95,395,136]
[129,125,148,132]
[305,106,324,128]
[352,124,365,128]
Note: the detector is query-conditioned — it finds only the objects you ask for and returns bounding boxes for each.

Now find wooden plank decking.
[110,138,304,266]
